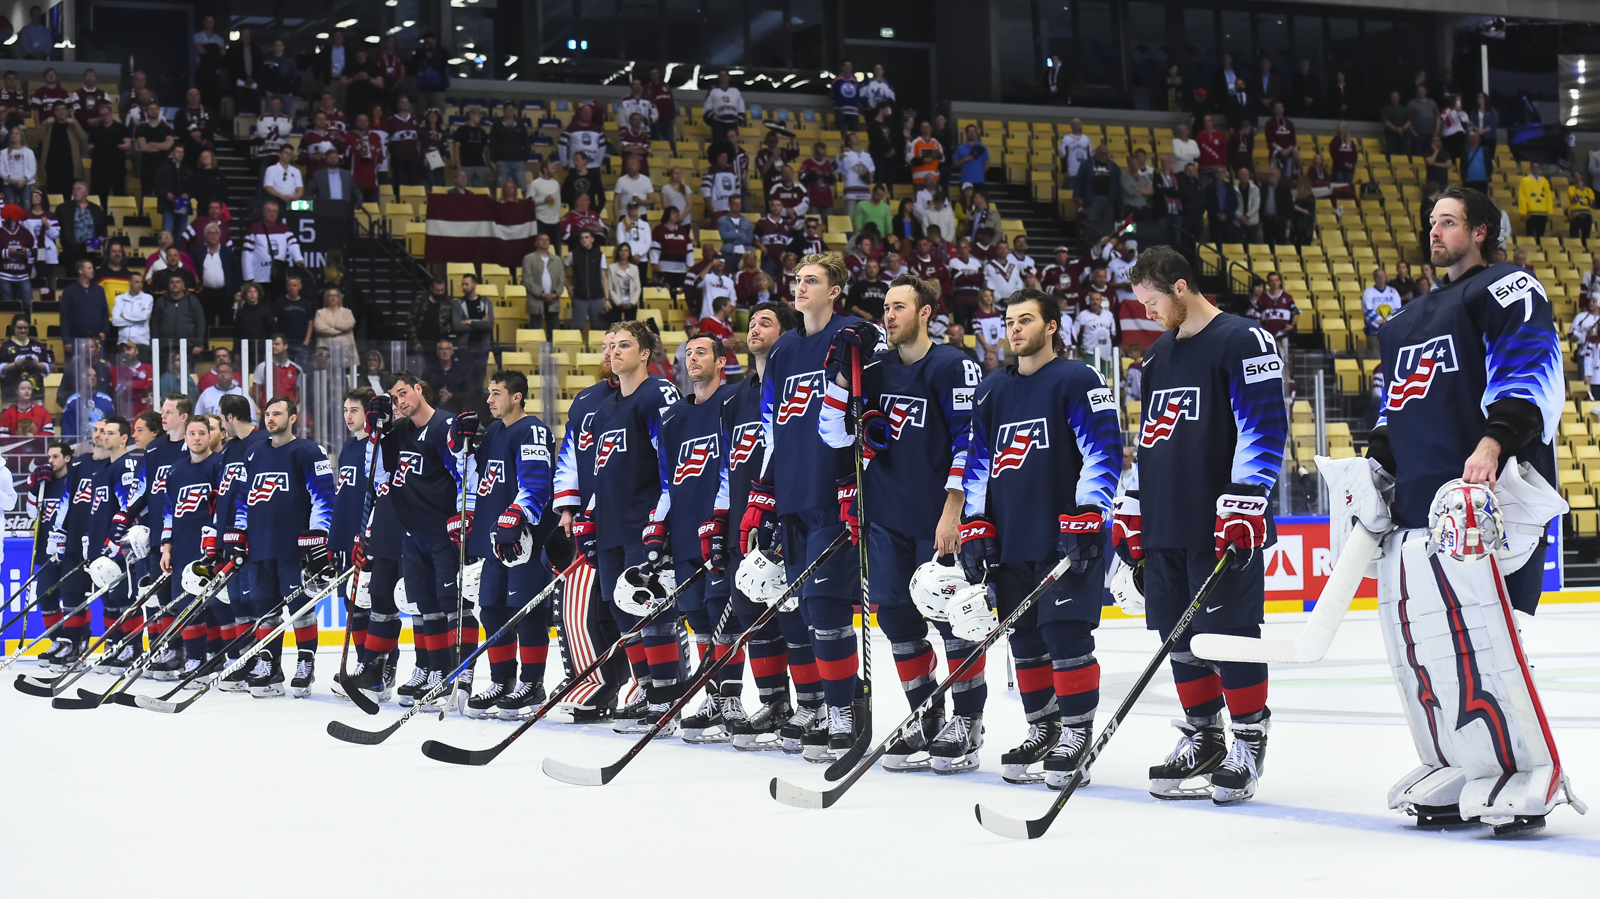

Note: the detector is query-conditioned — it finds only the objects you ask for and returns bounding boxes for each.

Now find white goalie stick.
[1190,525,1380,665]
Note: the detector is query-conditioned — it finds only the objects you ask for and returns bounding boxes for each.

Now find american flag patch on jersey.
[729,422,762,468]
[173,484,211,517]
[248,473,288,505]
[1139,387,1200,448]
[673,436,718,484]
[993,418,1050,474]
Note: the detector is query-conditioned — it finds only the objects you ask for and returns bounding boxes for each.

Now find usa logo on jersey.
[778,371,825,425]
[673,436,718,484]
[173,484,211,517]
[220,462,247,495]
[338,465,357,493]
[152,464,172,495]
[577,413,597,451]
[1140,387,1201,448]
[393,451,423,486]
[478,459,505,496]
[248,473,289,505]
[40,498,60,522]
[91,485,109,513]
[594,429,627,472]
[729,422,763,468]
[993,418,1050,475]
[71,478,93,505]
[1387,335,1459,412]
[879,394,927,439]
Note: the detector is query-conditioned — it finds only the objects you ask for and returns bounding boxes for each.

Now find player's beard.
[1014,326,1052,358]
[1157,299,1188,331]
[1431,242,1469,270]
[599,360,614,381]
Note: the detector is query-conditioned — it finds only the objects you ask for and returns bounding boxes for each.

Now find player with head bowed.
[959,288,1122,786]
[1123,245,1289,803]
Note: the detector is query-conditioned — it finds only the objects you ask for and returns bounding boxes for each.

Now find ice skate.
[395,667,430,707]
[1210,716,1270,805]
[1000,719,1062,784]
[495,680,546,720]
[246,653,285,698]
[883,706,946,773]
[927,713,984,774]
[467,680,511,719]
[731,697,790,751]
[679,693,728,743]
[779,704,821,754]
[288,651,316,698]
[1043,723,1092,790]
[1149,719,1226,799]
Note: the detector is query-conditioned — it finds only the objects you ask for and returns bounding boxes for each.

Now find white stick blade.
[974,804,1033,840]
[540,757,607,786]
[1190,634,1308,664]
[769,777,826,809]
[134,694,180,713]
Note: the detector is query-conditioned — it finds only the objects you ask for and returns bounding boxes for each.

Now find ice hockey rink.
[2,603,1596,898]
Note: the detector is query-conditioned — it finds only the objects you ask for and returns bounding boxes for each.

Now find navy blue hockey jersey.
[591,376,679,551]
[216,428,270,537]
[761,313,873,515]
[821,343,981,539]
[1377,263,1562,528]
[52,456,106,558]
[1137,312,1289,549]
[963,358,1122,563]
[139,435,186,534]
[660,384,735,562]
[86,450,143,556]
[231,437,335,561]
[553,380,617,510]
[331,436,375,553]
[721,373,767,530]
[30,474,67,564]
[379,409,463,542]
[163,452,223,569]
[465,413,556,558]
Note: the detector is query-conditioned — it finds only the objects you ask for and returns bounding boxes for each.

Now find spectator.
[830,132,873,222]
[853,183,893,236]
[61,368,116,439]
[191,148,231,213]
[383,96,424,196]
[250,94,294,176]
[444,167,473,195]
[0,378,51,435]
[1120,149,1153,218]
[251,334,304,406]
[561,151,605,213]
[54,181,104,269]
[309,285,357,366]
[969,287,1004,369]
[557,192,607,250]
[1075,144,1122,223]
[1264,102,1295,169]
[1518,163,1553,238]
[1153,154,1184,248]
[712,194,753,269]
[194,360,255,420]
[148,246,197,293]
[943,323,978,362]
[423,340,475,412]
[418,107,451,187]
[1423,134,1453,193]
[1195,114,1228,180]
[1259,167,1293,247]
[192,223,238,328]
[153,145,195,235]
[308,148,356,201]
[232,282,274,352]
[617,201,652,273]
[702,68,747,132]
[0,201,33,308]
[1075,291,1115,357]
[1468,92,1499,153]
[1205,168,1241,242]
[150,272,207,362]
[358,349,393,394]
[1223,77,1252,130]
[313,29,352,105]
[485,105,531,201]
[346,114,384,204]
[799,143,837,219]
[1292,59,1319,117]
[1459,131,1492,194]
[111,270,154,352]
[273,275,315,364]
[1255,58,1282,117]
[1178,161,1205,251]
[173,88,214,163]
[1235,167,1261,243]
[86,104,130,205]
[1325,122,1358,188]
[242,200,303,285]
[606,242,642,323]
[1571,170,1596,245]
[1251,271,1300,339]
[406,276,453,354]
[952,125,989,186]
[373,34,406,108]
[0,314,50,400]
[1226,120,1255,173]
[19,6,50,60]
[29,66,68,122]
[565,228,608,348]
[1361,267,1401,335]
[224,28,261,113]
[413,33,450,112]
[343,50,384,123]
[450,274,493,379]
[847,258,889,321]
[889,197,923,245]
[0,72,24,130]
[38,100,86,195]
[260,40,299,106]
[645,66,678,153]
[866,104,900,184]
[917,189,956,244]
[261,144,303,204]
[983,240,1025,298]
[1170,123,1199,172]
[1327,70,1351,119]
[452,108,489,187]
[0,128,34,206]
[612,155,654,225]
[519,234,564,338]
[1440,94,1467,161]
[1406,85,1439,157]
[1380,90,1412,157]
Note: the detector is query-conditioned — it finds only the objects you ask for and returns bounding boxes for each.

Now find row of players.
[20,186,1581,818]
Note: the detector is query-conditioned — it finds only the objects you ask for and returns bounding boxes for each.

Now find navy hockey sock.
[348,607,369,652]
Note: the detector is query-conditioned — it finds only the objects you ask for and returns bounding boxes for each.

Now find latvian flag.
[425,194,541,267]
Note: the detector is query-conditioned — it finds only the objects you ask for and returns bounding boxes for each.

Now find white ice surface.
[2,606,1598,898]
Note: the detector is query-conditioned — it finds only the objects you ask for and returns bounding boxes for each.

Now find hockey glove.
[571,511,598,567]
[641,520,669,573]
[1214,486,1269,567]
[46,529,64,562]
[836,475,860,545]
[365,394,395,436]
[221,528,248,562]
[494,506,529,565]
[1111,493,1143,565]
[740,482,778,553]
[1058,506,1105,574]
[298,529,333,579]
[199,527,218,561]
[351,535,369,572]
[449,410,480,453]
[446,512,471,547]
[107,509,134,545]
[26,462,53,490]
[699,510,728,573]
[859,409,891,462]
[824,321,881,383]
[958,515,1000,584]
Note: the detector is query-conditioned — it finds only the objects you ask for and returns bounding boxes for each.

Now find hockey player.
[1331,186,1582,832]
[135,401,189,676]
[223,396,336,697]
[819,274,991,772]
[718,299,801,749]
[45,428,106,664]
[586,321,683,732]
[26,440,73,667]
[83,417,145,672]
[162,415,224,680]
[214,394,270,691]
[1122,245,1288,803]
[961,288,1122,786]
[656,333,743,742]
[330,386,376,699]
[340,391,413,704]
[464,370,560,719]
[745,250,877,757]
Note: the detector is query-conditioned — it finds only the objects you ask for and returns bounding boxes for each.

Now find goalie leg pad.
[1378,529,1579,823]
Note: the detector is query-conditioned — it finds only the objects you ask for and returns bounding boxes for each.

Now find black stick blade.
[326,717,403,745]
[419,738,503,767]
[13,674,57,696]
[51,689,107,709]
[111,691,141,707]
[339,675,381,716]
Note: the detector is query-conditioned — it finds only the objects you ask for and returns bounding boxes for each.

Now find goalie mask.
[614,565,676,617]
[735,545,790,609]
[909,554,968,622]
[1428,479,1506,562]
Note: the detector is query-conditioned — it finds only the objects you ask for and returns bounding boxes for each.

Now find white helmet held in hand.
[395,577,418,616]
[909,554,968,622]
[181,560,217,598]
[1108,557,1144,616]
[735,545,791,610]
[123,525,151,561]
[87,555,122,591]
[946,583,996,643]
[463,559,485,602]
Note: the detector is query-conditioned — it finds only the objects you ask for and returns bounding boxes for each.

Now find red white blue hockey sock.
[515,602,552,686]
[879,602,939,710]
[745,614,790,704]
[481,604,517,683]
[348,607,369,651]
[942,636,988,717]
[1041,622,1097,724]
[778,608,822,708]
[1220,662,1269,725]
[812,623,860,709]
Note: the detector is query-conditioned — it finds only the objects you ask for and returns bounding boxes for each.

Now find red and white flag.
[424,194,541,267]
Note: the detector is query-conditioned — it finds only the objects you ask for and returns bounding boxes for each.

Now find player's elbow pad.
[1482,398,1543,457]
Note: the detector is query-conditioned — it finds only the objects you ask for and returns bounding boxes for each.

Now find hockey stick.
[1191,526,1379,665]
[54,566,231,710]
[418,559,714,763]
[335,434,386,715]
[133,565,354,714]
[974,549,1235,840]
[441,425,476,718]
[541,532,850,786]
[14,574,175,697]
[326,557,589,746]
[839,345,873,771]
[676,574,740,741]
[774,552,1076,808]
[0,557,92,649]
[0,482,55,640]
[0,562,129,673]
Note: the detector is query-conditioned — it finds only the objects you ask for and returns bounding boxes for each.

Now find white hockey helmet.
[395,577,418,616]
[1428,479,1506,563]
[353,570,373,610]
[87,555,122,591]
[462,558,485,603]
[946,583,996,643]
[909,554,968,622]
[735,545,791,610]
[123,525,151,561]
[614,565,676,617]
[500,527,536,567]
[1108,558,1145,616]
[181,560,214,597]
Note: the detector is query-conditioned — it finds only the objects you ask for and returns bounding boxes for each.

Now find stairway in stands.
[984,180,1075,268]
